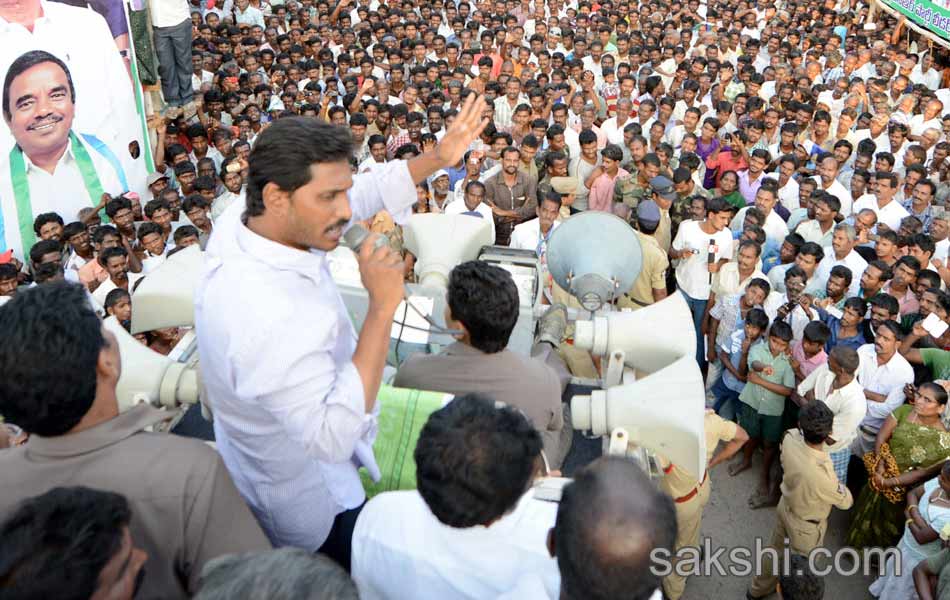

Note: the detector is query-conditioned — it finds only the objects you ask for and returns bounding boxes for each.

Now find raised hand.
[434,93,490,168]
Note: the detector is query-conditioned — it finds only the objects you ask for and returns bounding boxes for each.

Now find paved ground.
[680,451,875,600]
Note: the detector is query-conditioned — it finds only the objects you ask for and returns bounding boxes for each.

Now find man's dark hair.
[414,393,542,528]
[747,277,771,296]
[784,264,807,284]
[0,486,132,600]
[3,50,75,121]
[174,225,201,244]
[32,212,64,236]
[29,238,61,266]
[797,242,824,263]
[778,553,824,599]
[869,292,900,317]
[803,321,830,345]
[105,197,132,220]
[0,263,18,282]
[0,283,106,435]
[828,264,852,286]
[446,261,519,353]
[830,345,860,375]
[98,245,128,267]
[246,117,353,217]
[746,307,770,330]
[799,400,834,444]
[144,199,171,220]
[555,456,676,600]
[769,320,794,342]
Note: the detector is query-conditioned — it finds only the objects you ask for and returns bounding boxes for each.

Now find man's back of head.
[194,548,358,600]
[0,281,109,436]
[414,393,543,528]
[0,486,145,600]
[446,261,520,353]
[553,456,677,600]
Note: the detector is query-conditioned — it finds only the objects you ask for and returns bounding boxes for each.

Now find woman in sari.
[715,171,746,211]
[869,460,950,599]
[696,117,721,189]
[846,383,950,550]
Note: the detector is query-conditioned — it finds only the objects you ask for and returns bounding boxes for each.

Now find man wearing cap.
[550,176,579,220]
[428,170,453,212]
[146,172,171,200]
[650,174,679,253]
[618,200,669,310]
[613,153,660,214]
[1,51,129,261]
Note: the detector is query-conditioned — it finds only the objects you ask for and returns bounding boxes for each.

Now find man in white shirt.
[671,197,734,370]
[211,162,246,222]
[851,321,914,456]
[196,99,486,567]
[443,179,496,243]
[600,98,635,145]
[796,346,867,484]
[352,394,561,600]
[812,155,853,217]
[233,0,265,27]
[510,191,561,259]
[550,456,677,600]
[852,171,909,232]
[810,223,867,297]
[730,186,789,247]
[1,51,128,260]
[151,0,195,114]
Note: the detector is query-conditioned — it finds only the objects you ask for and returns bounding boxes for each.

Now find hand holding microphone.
[343,225,404,314]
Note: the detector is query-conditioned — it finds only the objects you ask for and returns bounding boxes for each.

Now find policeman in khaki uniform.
[549,176,580,221]
[658,410,749,600]
[618,200,669,311]
[748,400,853,599]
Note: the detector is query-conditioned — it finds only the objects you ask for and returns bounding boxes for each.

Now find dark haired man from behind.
[0,486,148,600]
[393,260,571,468]
[0,283,271,599]
[351,393,560,599]
[550,456,677,600]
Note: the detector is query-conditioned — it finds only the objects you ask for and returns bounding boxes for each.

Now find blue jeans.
[680,290,708,370]
[711,375,741,422]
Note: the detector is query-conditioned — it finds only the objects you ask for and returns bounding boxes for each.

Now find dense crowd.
[10,0,950,598]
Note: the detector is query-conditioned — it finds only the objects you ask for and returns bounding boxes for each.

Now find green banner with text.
[881,0,950,42]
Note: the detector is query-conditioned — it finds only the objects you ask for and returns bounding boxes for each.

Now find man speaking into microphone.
[195,95,488,570]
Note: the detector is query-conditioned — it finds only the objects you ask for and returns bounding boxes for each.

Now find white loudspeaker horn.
[130,244,205,334]
[103,316,200,412]
[546,211,642,311]
[403,213,493,289]
[572,354,707,479]
[574,292,696,374]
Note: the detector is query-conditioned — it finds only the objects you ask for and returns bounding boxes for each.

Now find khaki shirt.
[659,411,739,499]
[0,406,271,599]
[779,429,854,522]
[656,207,672,253]
[619,231,669,309]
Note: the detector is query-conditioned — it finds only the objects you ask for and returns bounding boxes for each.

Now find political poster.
[0,0,150,261]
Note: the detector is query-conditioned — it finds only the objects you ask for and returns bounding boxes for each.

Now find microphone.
[707,238,716,285]
[341,223,463,337]
[342,223,389,253]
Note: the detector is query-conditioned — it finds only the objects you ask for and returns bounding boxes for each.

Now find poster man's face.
[6,61,74,161]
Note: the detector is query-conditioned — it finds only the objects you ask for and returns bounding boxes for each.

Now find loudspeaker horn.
[130,244,205,334]
[403,213,493,289]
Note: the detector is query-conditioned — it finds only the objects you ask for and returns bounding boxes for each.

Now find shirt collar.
[24,405,172,458]
[235,216,327,283]
[0,0,53,29]
[22,133,76,175]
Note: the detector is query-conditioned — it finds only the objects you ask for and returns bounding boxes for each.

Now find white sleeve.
[348,159,417,224]
[865,376,913,421]
[797,365,821,397]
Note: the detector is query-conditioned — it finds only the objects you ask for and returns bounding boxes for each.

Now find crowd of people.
[11,0,950,597]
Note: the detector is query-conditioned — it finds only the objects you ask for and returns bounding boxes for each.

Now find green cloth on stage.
[360,385,450,498]
[846,405,950,550]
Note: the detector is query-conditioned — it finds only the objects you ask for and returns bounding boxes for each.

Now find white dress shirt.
[855,344,914,433]
[0,133,126,260]
[796,364,867,453]
[811,249,867,297]
[600,115,634,145]
[196,160,417,550]
[352,489,560,600]
[764,291,818,342]
[730,207,788,246]
[510,218,559,258]
[443,199,496,243]
[211,188,245,222]
[852,195,910,232]
[149,0,190,27]
[91,273,142,306]
[812,177,853,217]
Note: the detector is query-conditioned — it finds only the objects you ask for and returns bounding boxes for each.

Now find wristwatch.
[119,49,132,61]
